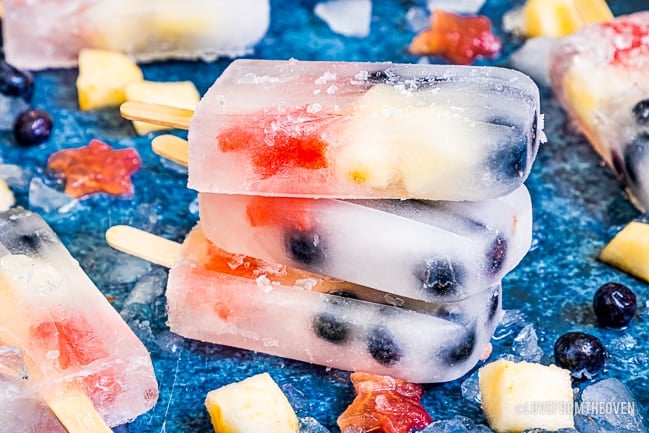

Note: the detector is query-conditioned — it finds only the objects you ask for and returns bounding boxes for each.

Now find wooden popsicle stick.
[120,101,193,130]
[574,0,614,25]
[152,135,189,167]
[41,384,113,433]
[106,225,181,268]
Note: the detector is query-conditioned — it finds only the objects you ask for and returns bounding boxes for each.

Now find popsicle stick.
[574,0,614,24]
[41,384,113,433]
[106,225,181,268]
[120,101,193,130]
[152,135,189,167]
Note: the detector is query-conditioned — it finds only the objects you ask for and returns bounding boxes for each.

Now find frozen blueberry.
[623,133,649,185]
[554,332,608,379]
[530,113,539,151]
[441,328,476,365]
[632,99,649,125]
[0,61,33,101]
[593,282,637,328]
[285,229,325,266]
[493,135,528,180]
[312,312,351,344]
[367,69,392,84]
[0,230,50,255]
[367,327,402,366]
[488,288,500,322]
[418,258,464,297]
[13,109,53,147]
[486,234,507,276]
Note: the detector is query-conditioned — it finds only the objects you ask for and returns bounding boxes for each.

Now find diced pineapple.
[124,80,200,135]
[204,372,299,433]
[0,180,14,212]
[599,221,649,283]
[479,359,575,433]
[522,0,612,38]
[76,49,143,111]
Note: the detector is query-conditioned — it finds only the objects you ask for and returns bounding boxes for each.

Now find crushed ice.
[314,0,372,38]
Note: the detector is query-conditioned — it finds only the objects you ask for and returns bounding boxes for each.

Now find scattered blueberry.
[554,332,608,379]
[593,282,637,328]
[312,312,351,344]
[285,229,325,266]
[13,109,53,147]
[367,327,402,366]
[418,258,464,297]
[623,133,649,185]
[485,234,507,276]
[441,328,476,365]
[0,60,33,101]
[632,99,649,125]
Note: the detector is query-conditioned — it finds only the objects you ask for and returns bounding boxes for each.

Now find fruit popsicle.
[550,12,649,210]
[0,208,158,429]
[187,59,542,200]
[198,186,532,302]
[167,225,502,383]
[3,0,270,70]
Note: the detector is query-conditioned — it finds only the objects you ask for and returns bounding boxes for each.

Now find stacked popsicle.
[139,59,542,382]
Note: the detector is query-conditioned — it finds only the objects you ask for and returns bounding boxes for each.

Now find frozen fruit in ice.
[441,328,476,365]
[125,80,200,135]
[599,221,649,283]
[593,282,637,328]
[632,99,649,125]
[337,372,432,433]
[312,311,351,343]
[520,0,612,38]
[554,332,608,379]
[478,359,575,433]
[285,229,325,266]
[367,327,402,366]
[409,10,501,64]
[0,60,33,101]
[76,48,143,111]
[13,109,53,147]
[204,372,298,433]
[47,139,141,198]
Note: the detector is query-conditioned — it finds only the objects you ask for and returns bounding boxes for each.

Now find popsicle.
[198,185,532,301]
[107,224,503,383]
[0,208,158,431]
[550,12,649,210]
[121,58,542,201]
[3,0,270,70]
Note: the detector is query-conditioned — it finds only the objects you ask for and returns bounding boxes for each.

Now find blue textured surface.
[0,0,648,431]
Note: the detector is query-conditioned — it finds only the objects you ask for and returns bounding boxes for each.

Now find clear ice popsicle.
[550,12,649,210]
[188,59,542,200]
[198,186,532,301]
[0,208,158,430]
[3,0,270,70]
[167,225,502,383]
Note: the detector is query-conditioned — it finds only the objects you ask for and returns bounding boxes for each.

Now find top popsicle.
[187,59,542,200]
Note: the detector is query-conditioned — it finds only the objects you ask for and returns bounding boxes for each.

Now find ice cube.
[512,324,544,362]
[314,0,372,38]
[0,346,27,380]
[121,269,166,316]
[510,37,556,87]
[0,95,28,131]
[406,7,430,32]
[28,178,78,214]
[421,415,493,432]
[427,0,486,14]
[0,164,31,190]
[460,371,481,405]
[300,417,331,433]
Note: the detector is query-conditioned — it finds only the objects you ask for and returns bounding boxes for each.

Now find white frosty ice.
[510,37,556,87]
[427,0,485,14]
[314,0,372,38]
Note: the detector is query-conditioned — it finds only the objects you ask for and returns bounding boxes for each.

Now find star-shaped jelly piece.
[47,139,141,198]
[409,10,502,65]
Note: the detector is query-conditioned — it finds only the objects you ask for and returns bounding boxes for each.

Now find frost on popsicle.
[550,12,649,210]
[0,208,158,430]
[188,59,541,200]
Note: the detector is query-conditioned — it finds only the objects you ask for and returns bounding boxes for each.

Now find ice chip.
[512,324,544,362]
[314,0,372,38]
[28,178,77,214]
[300,416,331,433]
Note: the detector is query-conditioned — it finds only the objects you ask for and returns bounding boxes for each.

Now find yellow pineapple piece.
[599,221,649,282]
[522,0,612,37]
[204,373,299,433]
[76,49,143,111]
[479,359,575,433]
[125,80,200,135]
[0,180,15,212]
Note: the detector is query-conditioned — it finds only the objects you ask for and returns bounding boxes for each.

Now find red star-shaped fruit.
[47,139,141,198]
[409,10,502,65]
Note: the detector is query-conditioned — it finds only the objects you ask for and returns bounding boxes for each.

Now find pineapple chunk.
[522,0,612,37]
[204,373,299,433]
[124,80,200,135]
[479,360,575,433]
[0,180,15,212]
[76,49,143,111]
[600,221,649,282]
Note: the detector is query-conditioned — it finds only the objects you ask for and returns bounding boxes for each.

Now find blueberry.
[485,234,507,276]
[285,229,325,266]
[0,61,33,101]
[367,327,402,366]
[623,133,649,185]
[492,134,528,180]
[632,99,649,125]
[417,258,464,297]
[367,70,392,84]
[13,109,53,147]
[593,282,637,328]
[554,332,608,379]
[312,312,351,344]
[441,328,476,365]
